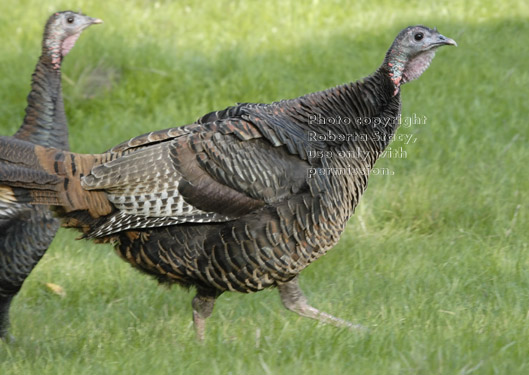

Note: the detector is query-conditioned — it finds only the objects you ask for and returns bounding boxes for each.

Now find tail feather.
[0,136,43,168]
[7,187,62,206]
[0,136,113,217]
[0,165,63,207]
[0,163,62,187]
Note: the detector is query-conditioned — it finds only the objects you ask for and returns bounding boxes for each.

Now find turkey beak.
[90,17,103,25]
[436,33,457,47]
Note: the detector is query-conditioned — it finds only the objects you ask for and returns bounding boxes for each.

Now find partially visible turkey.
[0,11,101,340]
[0,26,455,340]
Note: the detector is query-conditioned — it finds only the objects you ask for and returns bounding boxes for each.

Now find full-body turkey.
[0,11,101,340]
[0,26,455,340]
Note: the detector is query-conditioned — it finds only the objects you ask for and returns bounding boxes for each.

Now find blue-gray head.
[384,25,456,94]
[43,11,103,69]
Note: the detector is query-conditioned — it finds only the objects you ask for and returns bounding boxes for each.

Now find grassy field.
[1,0,528,373]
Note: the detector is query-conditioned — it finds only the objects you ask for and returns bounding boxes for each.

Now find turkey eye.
[414,33,424,41]
[67,16,74,23]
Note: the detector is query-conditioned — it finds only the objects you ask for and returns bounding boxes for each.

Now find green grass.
[1,0,528,374]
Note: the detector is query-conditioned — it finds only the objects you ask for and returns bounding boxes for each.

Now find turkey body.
[98,76,400,338]
[111,77,400,295]
[0,11,101,339]
[0,204,57,335]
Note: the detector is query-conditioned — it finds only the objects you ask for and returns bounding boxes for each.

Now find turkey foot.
[278,277,364,330]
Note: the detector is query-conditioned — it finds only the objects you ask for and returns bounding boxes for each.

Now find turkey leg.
[278,277,363,330]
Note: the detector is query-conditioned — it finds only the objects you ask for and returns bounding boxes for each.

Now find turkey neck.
[282,68,401,177]
[14,37,69,150]
[304,72,400,156]
[282,69,401,228]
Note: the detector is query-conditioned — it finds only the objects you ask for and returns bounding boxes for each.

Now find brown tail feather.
[0,136,114,218]
[13,187,62,206]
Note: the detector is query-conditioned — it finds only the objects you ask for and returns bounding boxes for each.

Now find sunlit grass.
[0,0,528,374]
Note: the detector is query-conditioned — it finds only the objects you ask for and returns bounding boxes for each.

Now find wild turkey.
[0,11,101,340]
[0,26,455,340]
